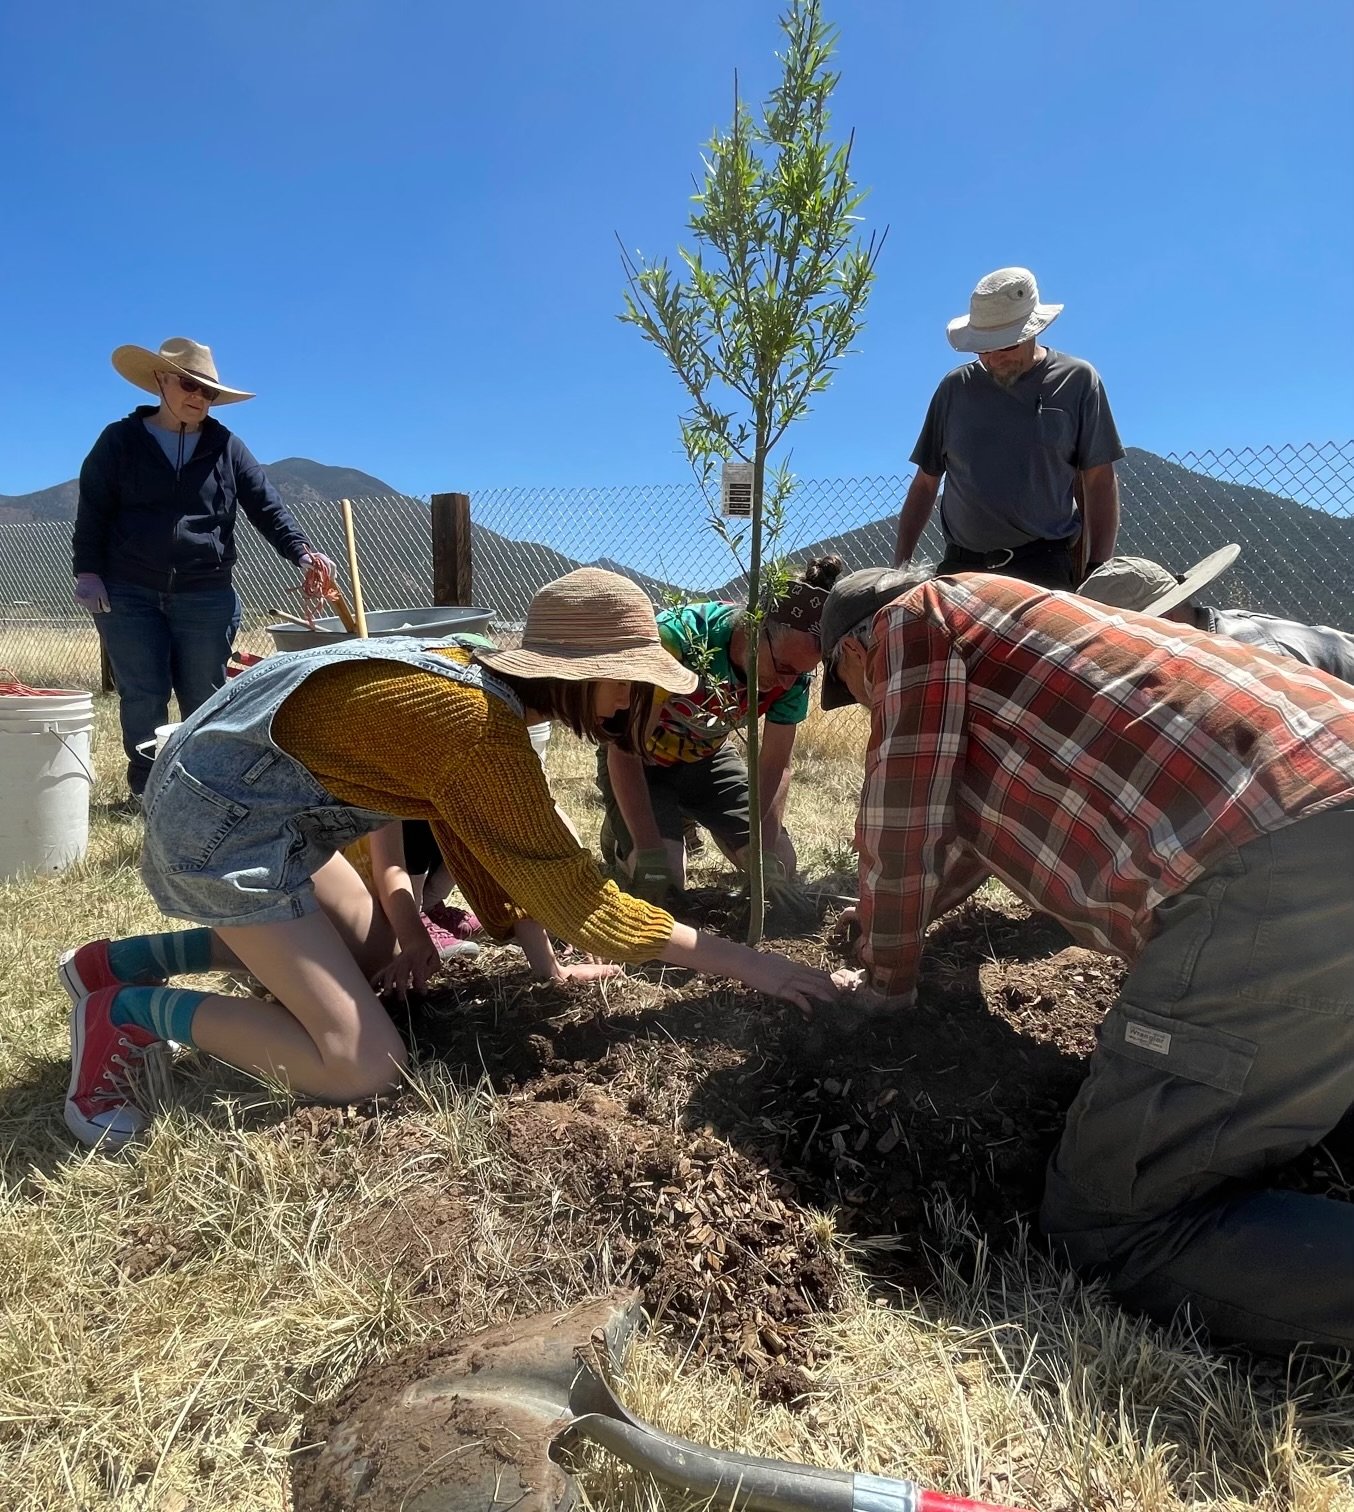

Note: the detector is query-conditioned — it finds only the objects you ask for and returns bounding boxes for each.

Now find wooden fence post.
[431,493,473,605]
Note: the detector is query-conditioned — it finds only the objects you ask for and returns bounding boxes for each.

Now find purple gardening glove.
[74,573,110,613]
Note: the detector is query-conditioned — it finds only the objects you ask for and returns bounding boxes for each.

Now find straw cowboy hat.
[111,337,255,404]
[1081,544,1242,618]
[947,267,1064,354]
[477,568,698,691]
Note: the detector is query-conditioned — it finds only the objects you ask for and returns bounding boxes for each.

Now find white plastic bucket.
[0,690,95,881]
[528,721,551,770]
[134,722,181,761]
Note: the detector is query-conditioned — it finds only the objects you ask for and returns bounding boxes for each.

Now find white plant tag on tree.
[721,462,754,518]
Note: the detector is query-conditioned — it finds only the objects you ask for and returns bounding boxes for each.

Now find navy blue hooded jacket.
[73,406,309,591]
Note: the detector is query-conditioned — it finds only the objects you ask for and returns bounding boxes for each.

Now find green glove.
[630,848,677,905]
[762,851,795,894]
[760,850,816,928]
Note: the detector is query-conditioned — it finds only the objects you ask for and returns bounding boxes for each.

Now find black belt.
[941,538,1073,571]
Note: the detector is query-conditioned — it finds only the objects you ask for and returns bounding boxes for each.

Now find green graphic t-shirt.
[646,601,810,767]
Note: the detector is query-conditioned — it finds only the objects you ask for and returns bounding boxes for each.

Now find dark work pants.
[98,581,241,795]
[596,744,752,859]
[1042,804,1354,1354]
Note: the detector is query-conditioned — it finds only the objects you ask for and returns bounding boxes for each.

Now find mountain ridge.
[0,457,403,523]
[3,447,1349,629]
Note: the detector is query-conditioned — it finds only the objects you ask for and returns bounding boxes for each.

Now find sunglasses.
[762,626,800,682]
[172,374,220,402]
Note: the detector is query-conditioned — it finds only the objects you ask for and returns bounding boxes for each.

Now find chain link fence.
[2,442,1350,691]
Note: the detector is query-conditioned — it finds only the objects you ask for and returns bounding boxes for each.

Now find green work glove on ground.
[630,848,677,905]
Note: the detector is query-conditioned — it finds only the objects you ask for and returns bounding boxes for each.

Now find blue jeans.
[99,581,241,795]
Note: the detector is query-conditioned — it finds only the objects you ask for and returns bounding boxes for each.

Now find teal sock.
[108,986,207,1048]
[106,928,214,984]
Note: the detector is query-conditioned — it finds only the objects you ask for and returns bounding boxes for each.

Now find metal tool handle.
[557,1353,1029,1512]
[556,1412,856,1512]
[857,1472,1027,1512]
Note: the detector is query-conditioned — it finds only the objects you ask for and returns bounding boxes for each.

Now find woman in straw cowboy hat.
[57,568,852,1149]
[73,337,336,803]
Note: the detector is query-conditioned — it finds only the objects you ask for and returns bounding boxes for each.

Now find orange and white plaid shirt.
[857,576,1354,995]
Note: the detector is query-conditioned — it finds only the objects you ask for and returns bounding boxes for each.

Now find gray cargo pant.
[1041,803,1354,1354]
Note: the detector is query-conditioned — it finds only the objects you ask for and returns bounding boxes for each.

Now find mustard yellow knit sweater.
[272,648,674,962]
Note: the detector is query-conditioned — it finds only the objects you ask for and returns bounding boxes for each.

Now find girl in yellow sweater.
[59,569,849,1148]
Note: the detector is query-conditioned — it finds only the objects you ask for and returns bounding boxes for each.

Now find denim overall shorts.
[139,637,520,929]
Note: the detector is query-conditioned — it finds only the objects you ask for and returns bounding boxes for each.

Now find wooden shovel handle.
[327,586,360,635]
[339,498,368,638]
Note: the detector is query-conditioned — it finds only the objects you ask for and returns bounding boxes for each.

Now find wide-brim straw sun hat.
[477,567,699,692]
[1081,545,1242,618]
[947,267,1064,354]
[111,337,254,404]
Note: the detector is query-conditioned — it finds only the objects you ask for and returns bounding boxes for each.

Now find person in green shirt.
[598,556,843,904]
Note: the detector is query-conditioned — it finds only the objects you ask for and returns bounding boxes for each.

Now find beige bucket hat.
[1080,545,1242,618]
[111,337,254,404]
[947,267,1063,353]
[477,568,698,691]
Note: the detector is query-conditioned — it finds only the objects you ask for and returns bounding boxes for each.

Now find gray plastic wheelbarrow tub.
[266,603,495,652]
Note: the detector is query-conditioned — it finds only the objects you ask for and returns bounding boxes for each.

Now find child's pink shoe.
[424,901,481,940]
[421,914,480,962]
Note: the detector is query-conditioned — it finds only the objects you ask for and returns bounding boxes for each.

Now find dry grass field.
[0,697,1351,1511]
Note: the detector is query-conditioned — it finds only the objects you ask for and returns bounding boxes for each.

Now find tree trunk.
[744,443,767,946]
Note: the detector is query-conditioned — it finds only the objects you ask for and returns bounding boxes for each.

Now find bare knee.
[318,1038,410,1104]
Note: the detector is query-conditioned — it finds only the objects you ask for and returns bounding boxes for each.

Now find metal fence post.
[431,493,473,605]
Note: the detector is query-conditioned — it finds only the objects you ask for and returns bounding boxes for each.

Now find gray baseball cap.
[819,566,928,710]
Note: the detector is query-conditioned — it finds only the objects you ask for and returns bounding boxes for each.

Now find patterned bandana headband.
[766,579,828,639]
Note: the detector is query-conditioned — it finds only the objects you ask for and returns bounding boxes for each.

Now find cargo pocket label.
[1126,1021,1173,1055]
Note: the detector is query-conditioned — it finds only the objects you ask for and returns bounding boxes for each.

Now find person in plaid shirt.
[819,565,1354,1354]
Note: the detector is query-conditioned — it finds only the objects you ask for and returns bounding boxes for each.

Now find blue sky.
[2,0,1351,499]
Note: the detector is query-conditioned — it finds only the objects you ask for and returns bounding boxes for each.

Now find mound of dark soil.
[285,885,1353,1509]
[378,888,1352,1376]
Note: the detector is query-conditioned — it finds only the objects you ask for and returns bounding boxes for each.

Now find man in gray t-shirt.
[894,267,1125,590]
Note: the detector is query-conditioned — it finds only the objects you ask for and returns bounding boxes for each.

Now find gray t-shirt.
[1204,607,1354,686]
[910,348,1125,552]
